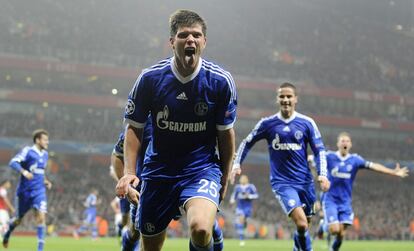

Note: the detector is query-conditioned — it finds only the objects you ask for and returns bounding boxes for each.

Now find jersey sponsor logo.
[194,102,208,116]
[156,105,207,132]
[125,100,135,115]
[272,133,302,151]
[331,166,351,179]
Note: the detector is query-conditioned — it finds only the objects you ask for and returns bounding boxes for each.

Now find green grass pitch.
[5,237,414,251]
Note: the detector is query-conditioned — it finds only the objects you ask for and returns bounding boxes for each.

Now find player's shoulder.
[350,153,364,160]
[258,113,279,125]
[201,58,234,83]
[295,112,317,124]
[140,58,172,78]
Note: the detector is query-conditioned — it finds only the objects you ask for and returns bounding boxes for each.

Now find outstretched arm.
[369,162,409,178]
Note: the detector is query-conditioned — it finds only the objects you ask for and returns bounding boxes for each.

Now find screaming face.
[170,24,206,76]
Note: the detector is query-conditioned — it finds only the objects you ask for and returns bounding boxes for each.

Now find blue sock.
[294,230,312,251]
[37,225,45,251]
[121,230,139,251]
[331,236,342,251]
[235,223,244,240]
[189,238,213,251]
[91,224,98,238]
[212,220,223,251]
[117,223,124,237]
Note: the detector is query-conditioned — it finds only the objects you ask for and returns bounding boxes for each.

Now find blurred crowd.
[0,0,414,95]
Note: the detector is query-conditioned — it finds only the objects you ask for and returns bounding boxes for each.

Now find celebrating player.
[116,9,237,251]
[322,132,409,251]
[231,82,329,251]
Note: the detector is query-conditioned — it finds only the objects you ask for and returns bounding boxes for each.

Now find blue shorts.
[137,167,222,236]
[83,208,97,225]
[16,190,47,218]
[235,206,252,218]
[322,199,354,225]
[272,183,316,217]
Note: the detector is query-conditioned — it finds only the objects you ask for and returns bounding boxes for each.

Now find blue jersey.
[323,151,372,204]
[85,193,97,209]
[9,145,48,194]
[230,184,258,211]
[235,112,327,186]
[124,57,237,180]
[113,118,153,177]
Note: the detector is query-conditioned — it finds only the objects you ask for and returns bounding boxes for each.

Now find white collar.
[276,111,297,123]
[31,145,46,156]
[171,57,202,84]
[335,151,350,161]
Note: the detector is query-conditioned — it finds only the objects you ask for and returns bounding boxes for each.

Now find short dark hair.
[279,82,297,95]
[169,9,207,37]
[32,129,48,143]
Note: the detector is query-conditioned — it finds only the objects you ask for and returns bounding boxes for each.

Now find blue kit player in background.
[111,122,152,251]
[322,132,409,251]
[116,9,237,251]
[73,188,100,240]
[231,82,330,251]
[229,174,258,246]
[3,129,52,251]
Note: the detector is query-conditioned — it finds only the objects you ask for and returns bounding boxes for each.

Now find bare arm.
[115,124,143,197]
[3,197,14,213]
[110,154,124,181]
[217,128,236,201]
[369,162,409,178]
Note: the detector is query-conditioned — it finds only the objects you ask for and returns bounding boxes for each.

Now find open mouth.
[184,47,196,56]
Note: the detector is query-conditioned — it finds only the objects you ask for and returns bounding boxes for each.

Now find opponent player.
[0,180,15,235]
[322,132,409,251]
[231,82,329,251]
[3,129,52,251]
[73,188,100,239]
[116,9,237,251]
[229,174,258,246]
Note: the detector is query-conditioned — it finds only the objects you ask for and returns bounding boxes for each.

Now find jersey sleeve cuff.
[124,118,146,129]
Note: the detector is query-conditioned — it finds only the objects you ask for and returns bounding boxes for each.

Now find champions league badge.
[125,100,135,115]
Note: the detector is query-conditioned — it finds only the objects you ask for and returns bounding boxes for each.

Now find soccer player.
[73,188,100,239]
[229,174,258,246]
[322,132,409,251]
[116,9,237,251]
[3,129,52,251]
[111,124,151,251]
[231,82,330,251]
[0,180,15,235]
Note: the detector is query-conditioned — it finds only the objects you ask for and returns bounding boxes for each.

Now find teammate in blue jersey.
[111,122,152,251]
[322,132,409,251]
[74,188,101,239]
[3,129,52,251]
[229,174,258,246]
[231,82,330,251]
[116,9,237,251]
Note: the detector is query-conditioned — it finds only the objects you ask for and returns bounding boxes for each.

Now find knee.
[295,219,309,232]
[189,218,212,240]
[329,225,340,235]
